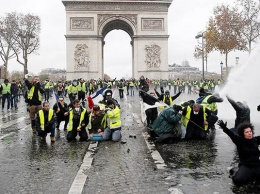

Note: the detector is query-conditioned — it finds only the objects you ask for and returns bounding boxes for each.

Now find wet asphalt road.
[0,86,260,194]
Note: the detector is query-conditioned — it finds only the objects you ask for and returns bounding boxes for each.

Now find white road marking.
[68,141,98,194]
[142,132,167,169]
[0,116,26,129]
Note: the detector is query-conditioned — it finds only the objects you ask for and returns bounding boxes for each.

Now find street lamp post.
[235,57,239,66]
[195,31,205,80]
[220,61,223,80]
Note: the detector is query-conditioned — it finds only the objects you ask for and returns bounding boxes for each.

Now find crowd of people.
[1,74,260,187]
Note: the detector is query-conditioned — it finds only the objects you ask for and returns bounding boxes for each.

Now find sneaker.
[50,137,55,142]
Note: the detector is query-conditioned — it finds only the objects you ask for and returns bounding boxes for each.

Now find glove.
[257,105,260,111]
[217,120,228,130]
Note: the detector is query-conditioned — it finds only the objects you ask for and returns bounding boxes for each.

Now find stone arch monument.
[62,0,173,80]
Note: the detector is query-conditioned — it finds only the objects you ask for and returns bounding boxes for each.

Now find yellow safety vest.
[201,95,217,112]
[160,96,173,111]
[68,108,87,131]
[1,83,11,94]
[181,106,208,130]
[27,86,42,101]
[129,81,134,87]
[107,106,121,129]
[38,109,54,130]
[44,82,50,89]
[77,82,86,92]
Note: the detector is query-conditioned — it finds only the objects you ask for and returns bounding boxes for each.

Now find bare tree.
[206,4,247,74]
[0,13,18,78]
[11,12,41,76]
[237,0,260,53]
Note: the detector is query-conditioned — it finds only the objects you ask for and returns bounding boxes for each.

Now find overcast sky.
[0,0,255,78]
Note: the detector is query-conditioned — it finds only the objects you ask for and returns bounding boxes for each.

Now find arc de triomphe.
[62,0,173,80]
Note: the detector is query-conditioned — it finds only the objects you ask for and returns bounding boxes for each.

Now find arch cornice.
[62,1,172,12]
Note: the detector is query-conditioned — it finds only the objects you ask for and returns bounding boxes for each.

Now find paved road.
[0,88,260,194]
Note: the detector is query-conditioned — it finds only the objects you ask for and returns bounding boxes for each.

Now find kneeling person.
[67,99,89,142]
[150,104,183,143]
[103,99,122,142]
[88,105,106,141]
[36,101,56,142]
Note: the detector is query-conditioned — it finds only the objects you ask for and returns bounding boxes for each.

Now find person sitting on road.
[87,105,107,141]
[53,96,69,131]
[149,104,183,143]
[67,99,89,142]
[182,103,212,140]
[102,99,122,142]
[35,101,56,142]
[218,120,260,186]
[226,95,250,133]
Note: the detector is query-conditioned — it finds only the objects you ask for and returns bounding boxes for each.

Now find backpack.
[119,82,123,88]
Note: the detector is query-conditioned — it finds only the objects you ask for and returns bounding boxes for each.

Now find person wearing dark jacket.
[24,75,45,133]
[10,80,19,110]
[36,101,56,142]
[154,88,182,110]
[182,103,212,140]
[257,105,260,111]
[226,95,250,130]
[139,75,149,92]
[53,96,69,130]
[218,120,260,186]
[0,79,11,111]
[67,99,89,142]
[150,104,183,142]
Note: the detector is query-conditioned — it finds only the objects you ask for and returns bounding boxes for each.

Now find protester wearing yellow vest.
[154,89,182,111]
[77,78,87,106]
[181,103,211,140]
[68,80,78,103]
[36,102,56,142]
[117,79,125,99]
[44,79,51,102]
[0,79,11,111]
[67,99,89,142]
[25,75,45,133]
[102,99,122,142]
[129,79,135,96]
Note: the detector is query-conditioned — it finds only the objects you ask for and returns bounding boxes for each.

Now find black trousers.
[119,89,124,98]
[67,128,88,141]
[145,108,158,126]
[185,126,206,140]
[56,115,69,130]
[232,165,260,186]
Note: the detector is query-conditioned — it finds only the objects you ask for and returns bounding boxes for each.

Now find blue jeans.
[11,95,18,108]
[103,127,121,142]
[130,86,134,96]
[2,94,11,109]
[90,134,104,141]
